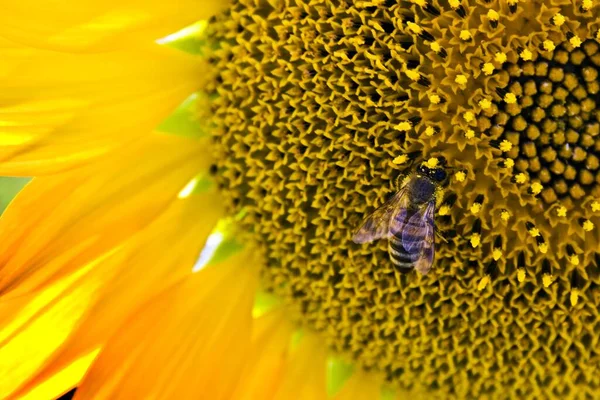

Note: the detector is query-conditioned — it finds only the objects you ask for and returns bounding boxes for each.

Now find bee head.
[417,164,447,183]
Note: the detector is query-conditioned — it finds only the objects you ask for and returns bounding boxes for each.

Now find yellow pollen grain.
[455,171,466,182]
[479,99,492,109]
[477,275,490,290]
[449,0,461,8]
[570,35,582,48]
[501,210,511,221]
[520,49,533,61]
[504,158,515,168]
[407,22,422,35]
[487,9,499,21]
[556,206,567,217]
[425,126,436,136]
[460,30,472,40]
[543,40,555,52]
[439,205,450,216]
[425,157,439,168]
[504,93,517,104]
[411,0,427,6]
[528,227,540,237]
[570,255,580,265]
[538,243,548,254]
[470,233,481,248]
[583,220,594,231]
[499,140,513,152]
[495,52,507,63]
[530,182,543,195]
[570,289,580,307]
[515,173,527,184]
[455,74,468,85]
[463,111,475,122]
[465,129,475,139]
[429,94,441,104]
[517,268,526,282]
[393,154,409,165]
[471,203,482,214]
[482,63,495,76]
[405,69,420,81]
[543,274,554,287]
[430,42,441,53]
[553,13,565,26]
[582,0,593,10]
[592,201,600,212]
[395,121,412,131]
[492,248,502,261]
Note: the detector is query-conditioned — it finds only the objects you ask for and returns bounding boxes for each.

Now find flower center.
[495,40,600,203]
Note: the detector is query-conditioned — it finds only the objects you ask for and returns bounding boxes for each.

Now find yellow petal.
[0,263,102,396]
[273,333,329,400]
[0,0,229,52]
[0,44,205,175]
[6,192,223,399]
[232,310,295,400]
[75,251,258,399]
[0,133,213,296]
[334,370,383,400]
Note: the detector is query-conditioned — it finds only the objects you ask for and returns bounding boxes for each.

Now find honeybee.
[352,159,447,275]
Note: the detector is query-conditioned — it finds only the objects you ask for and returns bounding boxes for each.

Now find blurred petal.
[273,333,329,400]
[232,310,294,400]
[0,263,102,396]
[75,251,258,399]
[0,0,229,52]
[5,191,223,399]
[0,133,214,296]
[334,370,383,400]
[0,43,205,175]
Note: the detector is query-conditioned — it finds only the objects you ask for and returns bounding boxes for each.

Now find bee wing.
[402,201,435,275]
[352,187,410,244]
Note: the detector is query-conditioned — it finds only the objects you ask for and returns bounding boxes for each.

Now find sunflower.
[2,0,600,398]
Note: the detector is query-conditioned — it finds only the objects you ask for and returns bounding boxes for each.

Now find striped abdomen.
[387,210,426,273]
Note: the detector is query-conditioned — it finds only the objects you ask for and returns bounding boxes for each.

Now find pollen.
[529,182,543,195]
[392,155,409,165]
[504,158,515,168]
[482,63,495,76]
[455,74,468,86]
[487,9,499,21]
[425,126,436,136]
[463,111,475,122]
[479,99,492,109]
[520,49,533,61]
[515,173,527,184]
[543,40,556,52]
[500,210,511,221]
[552,13,566,26]
[459,30,472,41]
[454,171,466,182]
[517,268,526,282]
[429,94,441,104]
[470,233,481,248]
[406,22,422,35]
[430,42,441,53]
[395,121,412,131]
[570,255,580,266]
[465,129,475,139]
[470,203,482,214]
[543,274,555,287]
[570,35,582,48]
[425,157,439,168]
[495,52,507,64]
[592,201,600,212]
[583,220,594,231]
[538,243,549,254]
[504,93,517,104]
[492,248,503,261]
[499,140,513,152]
[528,227,540,237]
[571,289,580,306]
[556,206,567,217]
[582,0,593,10]
[438,205,451,216]
[477,275,490,290]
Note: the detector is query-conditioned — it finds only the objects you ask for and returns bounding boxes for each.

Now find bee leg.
[436,229,457,243]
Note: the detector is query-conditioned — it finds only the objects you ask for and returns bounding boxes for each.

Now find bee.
[352,159,447,275]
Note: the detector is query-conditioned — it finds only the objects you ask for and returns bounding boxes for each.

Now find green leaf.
[0,177,30,215]
[158,93,206,138]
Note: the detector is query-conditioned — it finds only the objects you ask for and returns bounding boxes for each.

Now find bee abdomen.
[388,233,417,272]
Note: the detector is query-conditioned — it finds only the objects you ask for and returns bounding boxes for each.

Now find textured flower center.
[495,40,600,203]
[206,0,600,397]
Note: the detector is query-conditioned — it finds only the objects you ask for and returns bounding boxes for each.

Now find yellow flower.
[3,0,600,399]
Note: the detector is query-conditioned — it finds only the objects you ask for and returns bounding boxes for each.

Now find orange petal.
[5,191,223,399]
[334,370,383,400]
[232,310,295,400]
[273,333,329,400]
[0,133,214,296]
[0,263,103,396]
[0,0,229,52]
[0,43,205,175]
[75,251,258,399]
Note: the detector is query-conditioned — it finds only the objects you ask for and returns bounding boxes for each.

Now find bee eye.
[417,165,429,174]
[432,169,447,182]
[437,156,447,165]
